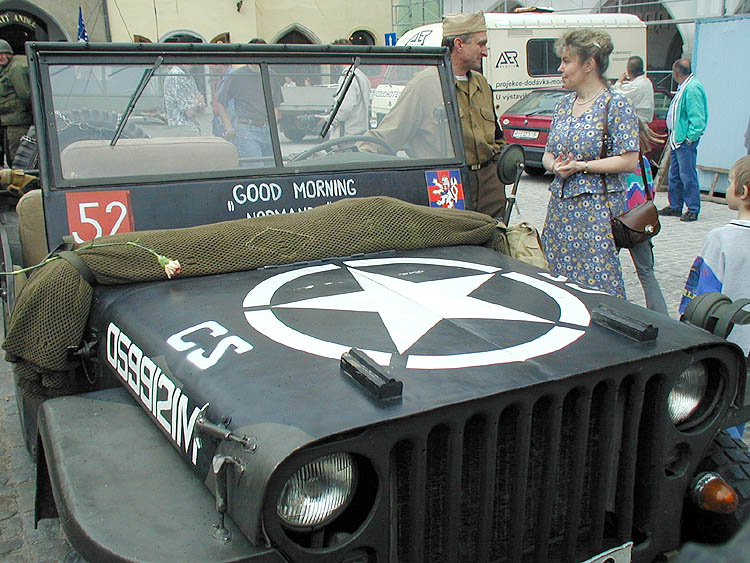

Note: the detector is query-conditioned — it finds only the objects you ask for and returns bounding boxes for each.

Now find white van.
[371,12,646,126]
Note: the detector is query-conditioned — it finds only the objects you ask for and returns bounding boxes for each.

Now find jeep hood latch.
[341,348,403,401]
[195,403,257,450]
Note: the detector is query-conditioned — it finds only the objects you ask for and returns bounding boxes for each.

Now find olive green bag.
[500,221,549,270]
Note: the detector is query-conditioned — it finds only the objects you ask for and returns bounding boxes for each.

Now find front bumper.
[37,388,284,562]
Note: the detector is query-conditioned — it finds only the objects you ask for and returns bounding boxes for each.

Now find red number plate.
[65,190,135,243]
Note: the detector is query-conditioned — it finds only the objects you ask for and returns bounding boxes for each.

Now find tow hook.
[690,472,739,514]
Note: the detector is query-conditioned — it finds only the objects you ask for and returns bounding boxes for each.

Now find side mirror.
[496,144,525,224]
[496,144,525,185]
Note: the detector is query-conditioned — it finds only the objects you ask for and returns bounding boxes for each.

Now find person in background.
[211,39,267,139]
[613,55,668,313]
[164,63,206,135]
[659,58,708,222]
[210,62,233,137]
[283,76,297,87]
[679,155,750,439]
[622,123,668,313]
[0,39,32,165]
[541,29,640,298]
[612,55,654,124]
[319,38,371,137]
[214,38,283,162]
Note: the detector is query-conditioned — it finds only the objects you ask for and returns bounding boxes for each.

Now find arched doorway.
[350,30,375,46]
[275,25,317,45]
[161,30,204,43]
[0,2,67,54]
[601,0,682,84]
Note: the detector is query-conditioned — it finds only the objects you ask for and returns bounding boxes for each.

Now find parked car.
[501,86,673,176]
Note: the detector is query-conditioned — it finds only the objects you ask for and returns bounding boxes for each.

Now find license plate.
[580,541,633,563]
[513,130,539,139]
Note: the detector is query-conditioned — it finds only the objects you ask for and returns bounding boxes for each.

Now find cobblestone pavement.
[0,175,745,560]
[0,365,73,561]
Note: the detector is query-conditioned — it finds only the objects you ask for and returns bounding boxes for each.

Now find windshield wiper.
[110,56,163,146]
[320,57,360,138]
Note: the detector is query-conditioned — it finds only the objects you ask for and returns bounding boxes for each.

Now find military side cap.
[442,12,486,37]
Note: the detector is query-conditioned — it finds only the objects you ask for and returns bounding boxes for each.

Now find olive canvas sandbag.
[503,221,549,269]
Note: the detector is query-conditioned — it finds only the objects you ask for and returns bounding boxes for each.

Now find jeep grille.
[391,377,648,562]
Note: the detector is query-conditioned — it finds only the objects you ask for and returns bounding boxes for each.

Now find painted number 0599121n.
[65,190,135,243]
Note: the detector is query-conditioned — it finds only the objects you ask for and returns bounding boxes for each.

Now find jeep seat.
[16,189,48,268]
[60,136,240,180]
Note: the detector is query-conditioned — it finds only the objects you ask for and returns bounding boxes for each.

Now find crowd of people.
[419,13,746,387]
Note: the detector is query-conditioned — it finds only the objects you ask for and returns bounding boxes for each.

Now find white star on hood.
[275,267,550,354]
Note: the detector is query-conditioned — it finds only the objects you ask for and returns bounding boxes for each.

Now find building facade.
[0,0,392,50]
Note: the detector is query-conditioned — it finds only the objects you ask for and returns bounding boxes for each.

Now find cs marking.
[167,321,253,370]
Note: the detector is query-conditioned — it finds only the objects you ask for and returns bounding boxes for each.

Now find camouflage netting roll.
[4,196,507,398]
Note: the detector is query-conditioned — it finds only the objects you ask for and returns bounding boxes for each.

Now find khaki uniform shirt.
[0,56,32,127]
[455,70,503,166]
[359,67,452,159]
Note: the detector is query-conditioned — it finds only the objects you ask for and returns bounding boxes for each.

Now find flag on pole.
[77,7,89,42]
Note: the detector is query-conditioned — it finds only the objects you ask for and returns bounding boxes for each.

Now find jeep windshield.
[34,43,461,187]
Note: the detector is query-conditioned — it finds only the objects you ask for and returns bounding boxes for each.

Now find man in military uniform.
[0,39,32,165]
[442,12,506,217]
[361,12,506,217]
[359,66,450,160]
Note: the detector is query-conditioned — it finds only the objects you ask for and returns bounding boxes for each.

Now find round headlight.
[277,453,357,529]
[668,362,708,424]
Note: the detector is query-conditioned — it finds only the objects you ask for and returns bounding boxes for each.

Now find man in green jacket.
[0,39,32,166]
[659,58,708,222]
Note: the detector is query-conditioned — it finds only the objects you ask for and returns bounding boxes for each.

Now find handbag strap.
[599,94,614,218]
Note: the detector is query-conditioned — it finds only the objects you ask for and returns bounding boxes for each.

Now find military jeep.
[1,42,749,563]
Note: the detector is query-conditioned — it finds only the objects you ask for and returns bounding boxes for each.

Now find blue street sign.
[385,33,397,46]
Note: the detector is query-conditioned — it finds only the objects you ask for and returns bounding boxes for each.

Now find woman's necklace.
[574,87,605,105]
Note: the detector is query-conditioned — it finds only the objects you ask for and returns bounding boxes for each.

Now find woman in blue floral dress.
[541,30,640,298]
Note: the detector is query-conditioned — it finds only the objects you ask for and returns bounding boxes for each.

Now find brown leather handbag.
[610,155,661,248]
[599,97,661,249]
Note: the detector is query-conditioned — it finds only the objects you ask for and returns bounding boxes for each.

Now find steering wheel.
[290,135,397,162]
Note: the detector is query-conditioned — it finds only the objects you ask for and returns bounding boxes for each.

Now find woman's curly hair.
[555,29,614,79]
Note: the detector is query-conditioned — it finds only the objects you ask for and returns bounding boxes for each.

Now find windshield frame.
[28,42,464,191]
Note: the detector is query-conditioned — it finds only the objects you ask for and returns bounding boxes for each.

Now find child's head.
[728,156,750,213]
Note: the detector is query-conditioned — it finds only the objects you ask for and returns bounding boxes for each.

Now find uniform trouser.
[2,125,30,167]
[469,158,507,219]
[667,140,701,214]
[628,240,668,314]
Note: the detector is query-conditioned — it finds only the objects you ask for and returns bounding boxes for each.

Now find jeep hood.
[92,245,725,446]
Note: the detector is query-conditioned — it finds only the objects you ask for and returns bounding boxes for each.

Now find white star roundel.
[243,257,590,370]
